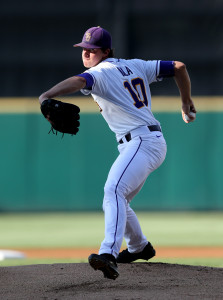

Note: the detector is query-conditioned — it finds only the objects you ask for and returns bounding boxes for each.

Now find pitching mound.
[1,262,223,299]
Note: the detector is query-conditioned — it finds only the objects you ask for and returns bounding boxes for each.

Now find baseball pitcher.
[39,26,196,280]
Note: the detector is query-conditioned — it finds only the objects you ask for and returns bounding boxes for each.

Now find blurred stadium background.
[0,0,222,266]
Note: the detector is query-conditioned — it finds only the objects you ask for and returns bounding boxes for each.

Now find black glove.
[41,99,80,136]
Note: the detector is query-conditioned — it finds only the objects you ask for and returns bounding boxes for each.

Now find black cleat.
[88,253,119,280]
[117,242,156,263]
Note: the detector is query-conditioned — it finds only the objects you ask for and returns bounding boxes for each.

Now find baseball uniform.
[78,58,172,257]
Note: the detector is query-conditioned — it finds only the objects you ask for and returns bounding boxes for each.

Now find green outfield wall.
[0,97,223,211]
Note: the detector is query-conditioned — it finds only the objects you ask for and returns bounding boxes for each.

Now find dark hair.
[102,48,115,58]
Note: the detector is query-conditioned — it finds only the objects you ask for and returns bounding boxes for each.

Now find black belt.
[119,125,161,144]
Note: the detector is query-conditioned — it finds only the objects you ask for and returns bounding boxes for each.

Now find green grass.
[0,212,223,267]
[0,212,223,248]
[0,212,104,248]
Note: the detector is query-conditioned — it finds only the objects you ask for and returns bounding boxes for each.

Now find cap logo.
[85,32,91,42]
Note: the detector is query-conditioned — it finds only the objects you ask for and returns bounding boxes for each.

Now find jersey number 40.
[124,78,148,109]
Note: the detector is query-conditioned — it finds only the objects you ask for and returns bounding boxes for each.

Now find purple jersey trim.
[158,61,175,78]
[77,73,94,89]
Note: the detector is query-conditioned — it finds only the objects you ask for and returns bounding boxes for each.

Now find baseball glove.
[40,99,80,136]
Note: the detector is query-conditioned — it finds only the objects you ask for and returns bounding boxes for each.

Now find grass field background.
[0,212,223,267]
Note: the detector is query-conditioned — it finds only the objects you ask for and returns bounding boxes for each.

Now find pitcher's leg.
[122,136,167,253]
[99,185,127,258]
[124,204,148,253]
[99,138,148,257]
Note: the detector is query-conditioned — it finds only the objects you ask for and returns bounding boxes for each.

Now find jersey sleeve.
[144,60,161,83]
[76,73,94,89]
[80,66,108,96]
[157,61,175,79]
[76,72,95,95]
[144,60,175,83]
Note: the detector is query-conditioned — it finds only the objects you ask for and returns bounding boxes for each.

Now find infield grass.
[0,212,223,267]
[1,212,222,248]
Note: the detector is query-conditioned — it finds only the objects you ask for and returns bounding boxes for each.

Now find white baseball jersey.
[80,58,162,141]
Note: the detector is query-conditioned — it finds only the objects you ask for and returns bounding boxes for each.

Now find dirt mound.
[1,263,223,300]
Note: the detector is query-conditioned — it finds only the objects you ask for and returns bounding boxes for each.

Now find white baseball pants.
[99,126,167,258]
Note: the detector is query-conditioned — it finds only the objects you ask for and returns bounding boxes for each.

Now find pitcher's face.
[82,48,108,68]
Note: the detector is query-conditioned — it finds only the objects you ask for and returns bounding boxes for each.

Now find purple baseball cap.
[74,26,112,49]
